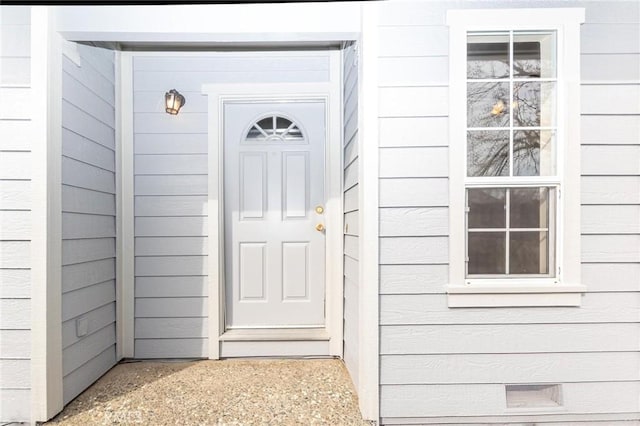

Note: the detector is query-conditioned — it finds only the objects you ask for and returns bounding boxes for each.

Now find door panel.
[224,101,326,328]
[282,152,309,219]
[282,242,309,300]
[239,153,266,220]
[239,242,266,300]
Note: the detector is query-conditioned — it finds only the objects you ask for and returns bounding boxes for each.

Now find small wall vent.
[76,316,89,337]
[505,384,563,409]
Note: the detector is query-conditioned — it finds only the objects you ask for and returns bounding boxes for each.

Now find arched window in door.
[244,115,305,142]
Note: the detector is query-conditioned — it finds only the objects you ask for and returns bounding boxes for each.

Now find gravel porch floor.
[46,358,369,425]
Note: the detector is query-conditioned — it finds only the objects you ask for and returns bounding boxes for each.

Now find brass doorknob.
[315,223,325,232]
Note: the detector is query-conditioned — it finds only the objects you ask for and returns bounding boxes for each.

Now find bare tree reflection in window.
[513,130,540,176]
[467,130,509,177]
[467,82,510,128]
[514,41,541,78]
[467,35,510,79]
[464,31,558,277]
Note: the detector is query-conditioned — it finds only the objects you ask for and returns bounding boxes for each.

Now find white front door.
[224,100,326,328]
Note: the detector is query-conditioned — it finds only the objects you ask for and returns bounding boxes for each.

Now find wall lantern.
[165,89,186,115]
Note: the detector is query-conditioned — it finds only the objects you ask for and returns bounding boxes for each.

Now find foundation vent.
[505,384,563,409]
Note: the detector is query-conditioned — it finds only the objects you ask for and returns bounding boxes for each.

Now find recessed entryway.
[203,67,343,359]
[123,50,343,360]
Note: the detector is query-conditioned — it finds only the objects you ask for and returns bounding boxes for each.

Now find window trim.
[446,8,586,307]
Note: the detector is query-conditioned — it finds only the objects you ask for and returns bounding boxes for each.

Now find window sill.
[446,283,586,307]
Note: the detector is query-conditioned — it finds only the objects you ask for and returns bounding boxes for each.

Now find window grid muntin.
[243,114,305,144]
[509,30,514,177]
[465,185,556,278]
[465,29,559,279]
[466,30,558,179]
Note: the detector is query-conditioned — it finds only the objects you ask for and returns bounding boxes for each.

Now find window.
[447,8,586,307]
[245,115,304,143]
[466,31,557,278]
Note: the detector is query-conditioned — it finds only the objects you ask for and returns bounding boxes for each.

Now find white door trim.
[203,55,343,359]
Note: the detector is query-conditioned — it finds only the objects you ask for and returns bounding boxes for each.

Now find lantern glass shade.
[165,89,185,115]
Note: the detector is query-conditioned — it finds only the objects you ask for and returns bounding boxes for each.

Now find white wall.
[60,43,117,405]
[131,51,332,358]
[0,6,32,423]
[377,1,640,424]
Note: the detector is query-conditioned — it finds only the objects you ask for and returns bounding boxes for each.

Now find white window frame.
[447,8,586,307]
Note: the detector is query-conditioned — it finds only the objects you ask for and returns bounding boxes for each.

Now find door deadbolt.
[315,205,324,214]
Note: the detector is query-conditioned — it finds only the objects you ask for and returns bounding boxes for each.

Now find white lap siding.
[342,42,360,387]
[0,6,32,423]
[377,1,640,424]
[60,44,117,405]
[132,52,331,358]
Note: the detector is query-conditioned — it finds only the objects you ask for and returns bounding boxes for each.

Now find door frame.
[202,52,343,359]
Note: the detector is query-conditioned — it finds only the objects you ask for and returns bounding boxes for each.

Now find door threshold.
[220,327,330,341]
